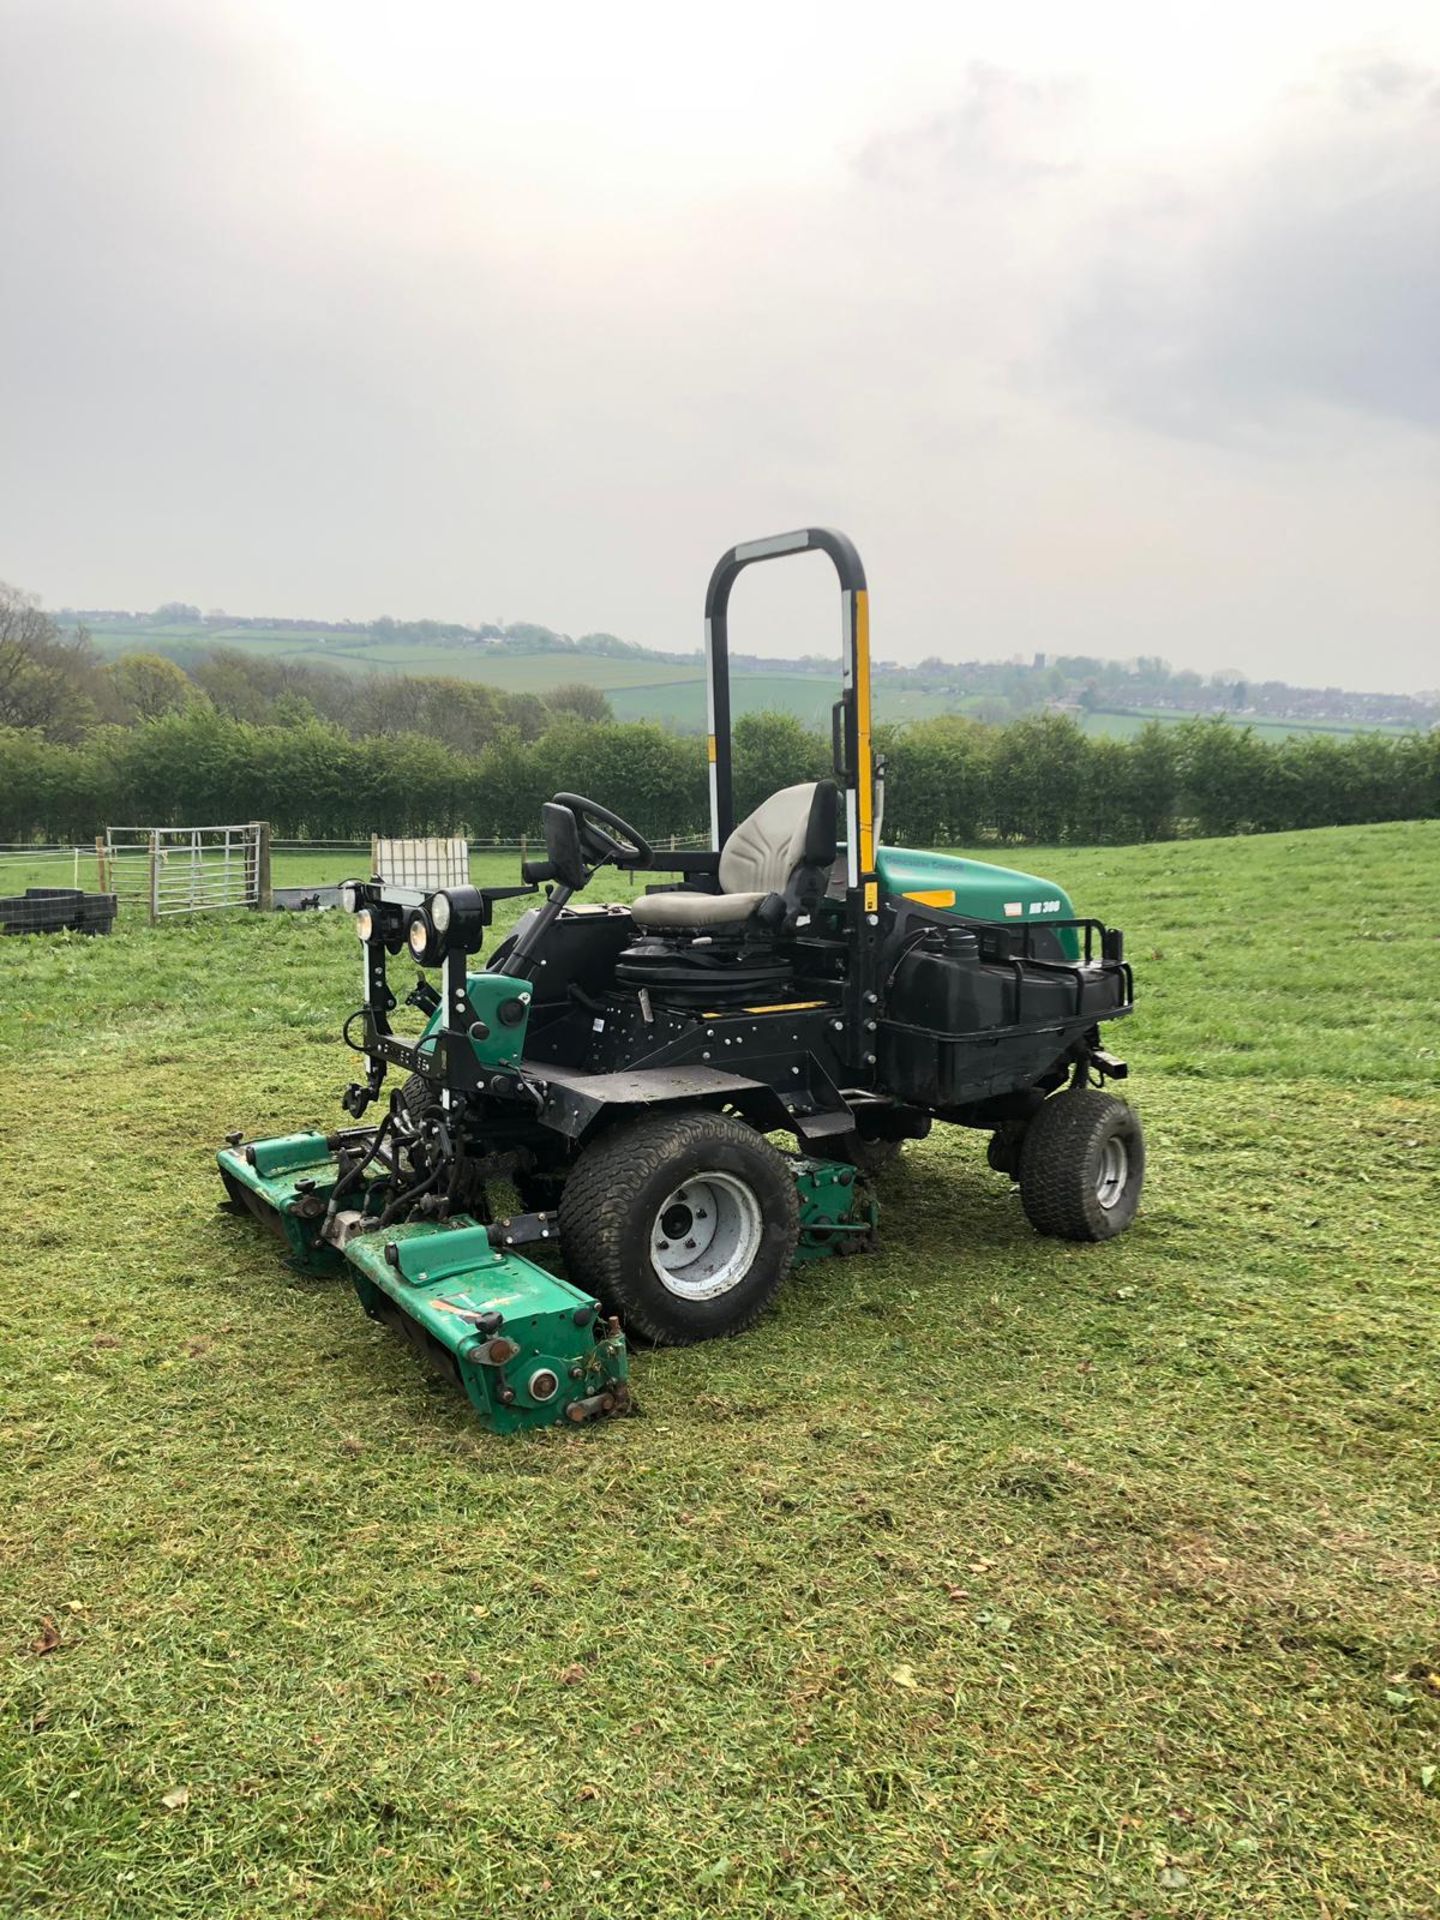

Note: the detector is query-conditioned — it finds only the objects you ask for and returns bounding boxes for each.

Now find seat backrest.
[718,782,838,904]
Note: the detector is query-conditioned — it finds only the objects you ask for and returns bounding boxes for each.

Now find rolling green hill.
[73,618,1416,740]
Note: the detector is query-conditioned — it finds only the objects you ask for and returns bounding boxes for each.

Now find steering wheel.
[553,793,654,868]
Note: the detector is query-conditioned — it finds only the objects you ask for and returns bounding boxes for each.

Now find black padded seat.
[630,782,838,934]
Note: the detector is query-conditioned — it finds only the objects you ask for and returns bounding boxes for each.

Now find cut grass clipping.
[1,818,1437,1918]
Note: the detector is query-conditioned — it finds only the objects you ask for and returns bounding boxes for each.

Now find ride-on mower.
[219,528,1142,1432]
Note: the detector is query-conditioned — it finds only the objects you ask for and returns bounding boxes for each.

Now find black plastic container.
[879,926,1125,1107]
[0,888,117,936]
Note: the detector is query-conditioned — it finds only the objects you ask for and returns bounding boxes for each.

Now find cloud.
[853,63,1087,191]
[1055,58,1440,439]
[0,7,1434,689]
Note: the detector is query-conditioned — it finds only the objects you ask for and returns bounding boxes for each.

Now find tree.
[190,649,276,723]
[884,715,989,845]
[988,713,1091,843]
[1173,717,1272,836]
[547,682,614,725]
[501,692,549,743]
[0,584,104,740]
[730,711,830,821]
[103,652,200,723]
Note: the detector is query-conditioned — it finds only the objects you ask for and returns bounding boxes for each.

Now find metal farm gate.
[99,823,272,921]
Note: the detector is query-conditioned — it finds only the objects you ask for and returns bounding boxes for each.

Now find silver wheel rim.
[1095,1134,1130,1210]
[649,1172,764,1300]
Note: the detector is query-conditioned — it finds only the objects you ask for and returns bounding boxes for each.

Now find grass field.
[1080,707,1416,744]
[2,820,1437,1917]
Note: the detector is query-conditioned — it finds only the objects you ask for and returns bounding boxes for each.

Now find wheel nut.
[685,1238,696,1249]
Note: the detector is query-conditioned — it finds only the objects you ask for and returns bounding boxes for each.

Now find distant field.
[1081,706,1417,743]
[78,622,1413,740]
[609,675,967,729]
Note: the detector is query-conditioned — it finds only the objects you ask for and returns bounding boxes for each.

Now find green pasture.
[2,820,1437,1917]
[1081,707,1416,744]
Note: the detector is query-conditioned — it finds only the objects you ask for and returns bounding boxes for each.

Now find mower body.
[218,527,1140,1424]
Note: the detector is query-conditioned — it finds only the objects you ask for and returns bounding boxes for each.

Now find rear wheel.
[560,1109,799,1344]
[1018,1090,1144,1241]
[842,1136,904,1179]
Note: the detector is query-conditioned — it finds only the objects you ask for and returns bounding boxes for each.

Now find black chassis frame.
[345,876,1134,1170]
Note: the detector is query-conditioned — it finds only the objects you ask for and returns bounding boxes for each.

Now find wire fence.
[0,828,714,932]
[0,845,102,891]
[267,832,714,860]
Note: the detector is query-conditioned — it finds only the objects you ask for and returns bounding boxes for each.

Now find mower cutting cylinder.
[217,1137,629,1434]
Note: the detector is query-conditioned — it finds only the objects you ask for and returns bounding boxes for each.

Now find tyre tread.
[1018,1089,1143,1242]
[561,1109,799,1344]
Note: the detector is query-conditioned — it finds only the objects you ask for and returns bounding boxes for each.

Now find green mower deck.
[218,1135,874,1433]
[218,1134,630,1434]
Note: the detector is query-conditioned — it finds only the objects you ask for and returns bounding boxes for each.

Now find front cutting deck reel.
[219,527,1141,1434]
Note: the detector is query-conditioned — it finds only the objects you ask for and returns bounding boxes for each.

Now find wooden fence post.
[254,822,272,912]
[147,831,159,925]
[95,835,108,895]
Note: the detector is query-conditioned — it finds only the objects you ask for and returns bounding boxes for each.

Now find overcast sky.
[2,0,1436,690]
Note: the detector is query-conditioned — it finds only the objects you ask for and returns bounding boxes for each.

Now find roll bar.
[704,528,876,900]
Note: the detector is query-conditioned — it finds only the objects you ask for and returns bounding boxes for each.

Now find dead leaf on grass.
[160,1787,190,1811]
[890,1663,920,1690]
[29,1619,61,1656]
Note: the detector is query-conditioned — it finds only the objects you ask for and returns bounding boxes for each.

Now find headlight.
[340,881,360,914]
[407,910,432,960]
[431,890,452,934]
[355,906,374,941]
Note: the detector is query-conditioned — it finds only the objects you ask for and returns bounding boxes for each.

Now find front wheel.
[560,1110,799,1344]
[1018,1090,1144,1241]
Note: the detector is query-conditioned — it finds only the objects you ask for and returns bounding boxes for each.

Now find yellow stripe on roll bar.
[854,588,874,874]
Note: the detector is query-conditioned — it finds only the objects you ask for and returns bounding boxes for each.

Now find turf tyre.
[397,1073,437,1131]
[560,1109,799,1345]
[1018,1090,1144,1242]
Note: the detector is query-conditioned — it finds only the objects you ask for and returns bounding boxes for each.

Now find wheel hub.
[1095,1135,1130,1210]
[650,1174,763,1300]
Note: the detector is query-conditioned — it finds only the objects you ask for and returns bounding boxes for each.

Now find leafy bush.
[2,709,1435,845]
